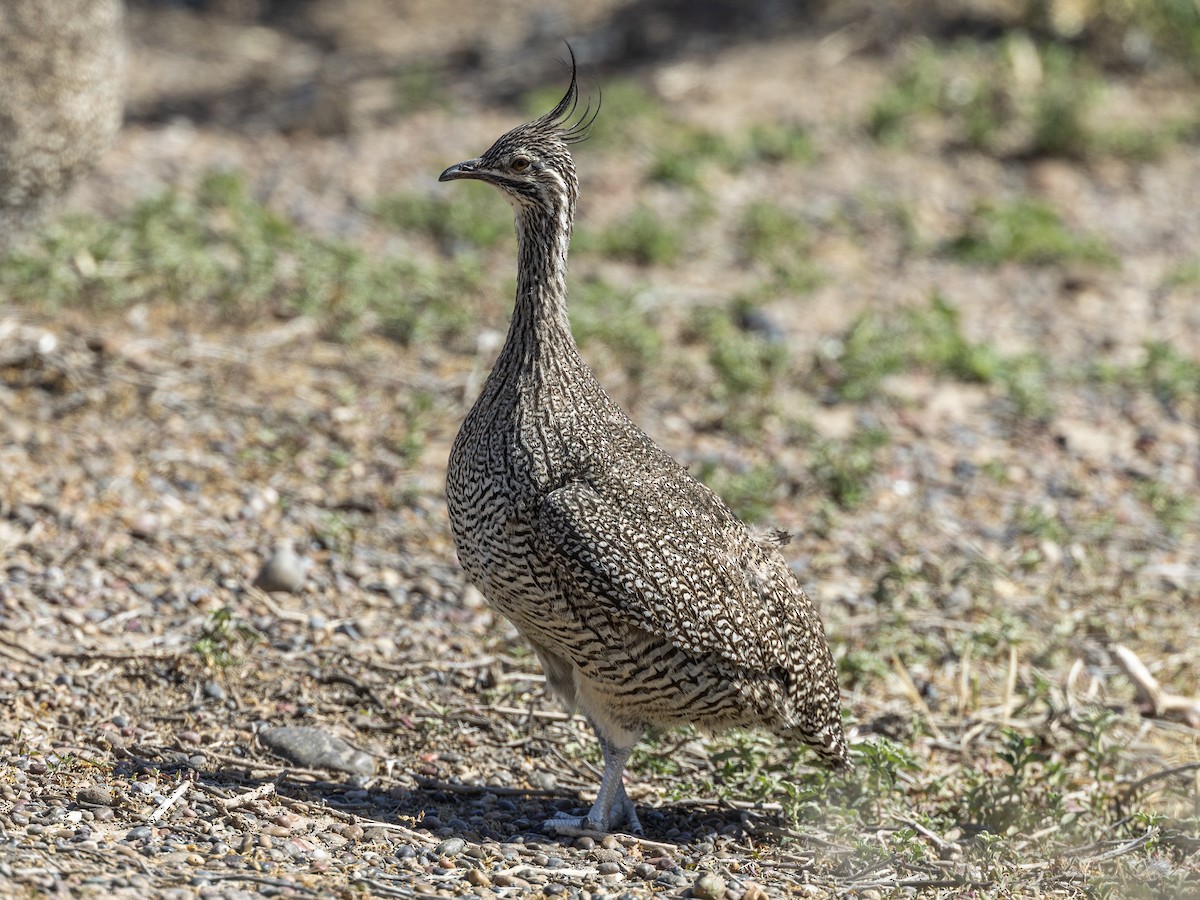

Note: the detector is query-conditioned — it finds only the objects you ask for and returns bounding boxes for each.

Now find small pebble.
[492,872,529,888]
[203,680,226,702]
[76,786,114,807]
[435,837,465,857]
[693,873,727,900]
[597,861,621,875]
[253,542,307,593]
[742,884,769,900]
[466,868,490,887]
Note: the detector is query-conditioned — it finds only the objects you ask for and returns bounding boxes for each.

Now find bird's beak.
[439,159,483,182]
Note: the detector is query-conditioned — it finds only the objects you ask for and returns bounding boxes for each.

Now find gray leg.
[543,733,643,836]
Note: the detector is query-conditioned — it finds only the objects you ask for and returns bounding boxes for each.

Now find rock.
[741,884,770,900]
[76,786,114,807]
[253,542,307,593]
[693,872,726,900]
[492,871,530,888]
[466,868,490,887]
[435,837,465,857]
[258,726,375,776]
[634,861,657,878]
[203,680,226,702]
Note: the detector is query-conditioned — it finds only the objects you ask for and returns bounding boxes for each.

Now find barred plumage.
[440,48,847,835]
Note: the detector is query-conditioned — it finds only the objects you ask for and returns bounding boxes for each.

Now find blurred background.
[2,0,1200,892]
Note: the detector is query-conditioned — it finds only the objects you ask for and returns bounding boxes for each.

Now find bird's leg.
[544,733,643,836]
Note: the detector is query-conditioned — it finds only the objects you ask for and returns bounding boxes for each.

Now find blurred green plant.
[570,278,662,382]
[738,201,821,292]
[0,170,477,346]
[580,206,684,266]
[193,606,260,668]
[869,34,1193,159]
[947,198,1115,267]
[376,186,510,254]
[811,427,890,509]
[694,461,777,523]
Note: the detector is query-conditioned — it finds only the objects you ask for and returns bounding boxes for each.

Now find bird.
[440,48,848,836]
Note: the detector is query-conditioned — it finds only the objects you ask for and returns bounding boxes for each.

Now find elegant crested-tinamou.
[441,49,848,836]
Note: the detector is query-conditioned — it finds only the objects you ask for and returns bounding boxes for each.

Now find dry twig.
[1112,644,1200,727]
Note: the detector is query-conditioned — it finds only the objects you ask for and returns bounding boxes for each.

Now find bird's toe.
[541,812,608,838]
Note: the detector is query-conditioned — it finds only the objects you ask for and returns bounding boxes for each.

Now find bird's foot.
[541,812,609,838]
[541,793,643,837]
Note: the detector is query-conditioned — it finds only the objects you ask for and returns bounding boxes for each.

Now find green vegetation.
[649,129,742,187]
[869,35,1194,159]
[579,206,685,266]
[681,299,793,436]
[393,390,435,467]
[0,170,477,346]
[192,606,261,668]
[1090,339,1200,421]
[523,77,665,146]
[811,427,889,509]
[820,294,1057,419]
[570,278,662,381]
[376,186,510,254]
[689,300,790,400]
[737,201,821,292]
[824,294,996,400]
[1161,257,1200,293]
[1135,477,1196,538]
[868,43,943,145]
[1094,0,1200,75]
[524,76,815,189]
[1140,340,1200,410]
[669,713,1188,885]
[947,198,1115,267]
[650,122,816,187]
[640,643,1198,896]
[393,64,447,113]
[695,461,778,523]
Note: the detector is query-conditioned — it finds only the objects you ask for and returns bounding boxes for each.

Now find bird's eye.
[511,156,531,172]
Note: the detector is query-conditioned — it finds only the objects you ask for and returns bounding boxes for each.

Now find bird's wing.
[535,478,825,673]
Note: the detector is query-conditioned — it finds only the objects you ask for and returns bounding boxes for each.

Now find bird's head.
[439,47,597,226]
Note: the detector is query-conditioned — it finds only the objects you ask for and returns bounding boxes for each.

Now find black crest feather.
[537,43,600,145]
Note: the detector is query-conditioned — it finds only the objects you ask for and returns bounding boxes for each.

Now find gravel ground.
[3,2,1200,897]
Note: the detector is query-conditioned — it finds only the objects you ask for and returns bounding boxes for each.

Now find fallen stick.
[1111,644,1200,727]
[147,780,190,823]
[212,781,276,811]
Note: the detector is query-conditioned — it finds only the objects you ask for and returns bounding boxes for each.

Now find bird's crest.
[533,44,600,145]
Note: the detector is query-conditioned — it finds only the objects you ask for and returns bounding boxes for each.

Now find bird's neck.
[501,205,578,370]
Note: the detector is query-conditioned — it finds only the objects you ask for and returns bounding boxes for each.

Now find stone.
[258,726,375,776]
[253,542,307,593]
